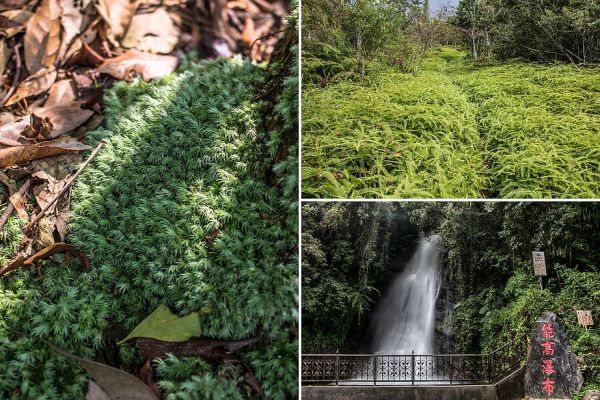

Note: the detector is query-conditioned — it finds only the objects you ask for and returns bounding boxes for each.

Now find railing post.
[449,355,453,385]
[335,354,339,386]
[411,350,415,386]
[373,355,377,386]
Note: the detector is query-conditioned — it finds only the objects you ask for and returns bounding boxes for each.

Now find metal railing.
[302,336,527,386]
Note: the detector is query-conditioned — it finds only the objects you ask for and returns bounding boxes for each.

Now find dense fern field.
[302,48,600,198]
[0,56,298,399]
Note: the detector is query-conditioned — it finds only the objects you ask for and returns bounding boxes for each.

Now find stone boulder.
[525,312,583,399]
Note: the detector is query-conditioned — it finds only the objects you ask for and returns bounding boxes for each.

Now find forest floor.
[302,47,600,199]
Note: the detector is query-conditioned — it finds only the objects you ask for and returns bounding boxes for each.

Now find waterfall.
[369,234,442,355]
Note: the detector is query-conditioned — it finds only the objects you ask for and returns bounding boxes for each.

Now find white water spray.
[369,234,442,355]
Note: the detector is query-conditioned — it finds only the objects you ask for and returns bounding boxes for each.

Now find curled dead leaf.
[44,79,78,107]
[0,136,91,168]
[5,67,57,106]
[96,0,139,46]
[85,381,111,400]
[121,8,179,54]
[8,186,28,219]
[97,49,178,81]
[0,114,51,146]
[37,101,95,138]
[49,344,159,400]
[0,39,9,78]
[24,0,61,74]
[0,10,33,37]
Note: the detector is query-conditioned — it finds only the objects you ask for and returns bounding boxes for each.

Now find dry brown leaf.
[37,101,94,138]
[38,215,56,246]
[5,67,58,106]
[96,0,139,46]
[8,186,28,219]
[97,49,178,81]
[0,136,91,168]
[0,0,31,13]
[51,345,159,400]
[24,0,61,74]
[228,1,261,15]
[0,115,32,146]
[54,201,70,241]
[57,0,86,62]
[44,79,77,107]
[85,381,111,400]
[121,8,179,54]
[241,17,256,45]
[0,39,9,80]
[0,10,33,37]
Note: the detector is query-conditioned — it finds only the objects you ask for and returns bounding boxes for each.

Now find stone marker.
[525,312,583,399]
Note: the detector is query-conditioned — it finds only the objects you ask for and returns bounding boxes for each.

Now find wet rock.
[525,312,583,399]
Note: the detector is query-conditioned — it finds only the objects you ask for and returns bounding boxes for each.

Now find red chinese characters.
[541,340,555,356]
[540,322,557,396]
[541,323,554,339]
[543,378,555,396]
[541,359,556,375]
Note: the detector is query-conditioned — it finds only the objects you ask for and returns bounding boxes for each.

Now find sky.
[429,0,459,13]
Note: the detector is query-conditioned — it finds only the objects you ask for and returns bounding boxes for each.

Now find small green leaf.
[118,304,201,344]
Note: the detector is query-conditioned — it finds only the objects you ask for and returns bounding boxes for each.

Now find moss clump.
[0,55,297,399]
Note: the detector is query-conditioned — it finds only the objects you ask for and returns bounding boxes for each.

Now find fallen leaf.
[8,185,28,219]
[57,0,87,62]
[37,101,94,138]
[0,0,31,13]
[5,68,58,106]
[0,114,52,145]
[24,0,61,74]
[50,345,159,400]
[0,39,9,78]
[85,381,111,400]
[121,8,179,54]
[97,50,178,81]
[0,10,33,37]
[38,215,56,246]
[241,16,256,45]
[0,136,91,168]
[0,116,30,146]
[119,304,201,344]
[54,201,70,241]
[95,0,139,46]
[44,79,78,107]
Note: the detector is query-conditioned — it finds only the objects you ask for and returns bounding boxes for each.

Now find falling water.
[369,234,442,355]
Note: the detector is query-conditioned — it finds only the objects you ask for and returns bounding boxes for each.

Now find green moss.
[0,55,297,399]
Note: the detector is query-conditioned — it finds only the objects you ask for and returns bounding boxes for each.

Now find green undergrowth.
[0,54,298,399]
[302,47,600,198]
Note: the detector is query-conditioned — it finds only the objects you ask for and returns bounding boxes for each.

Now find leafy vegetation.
[302,202,600,397]
[0,50,298,399]
[302,48,600,198]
